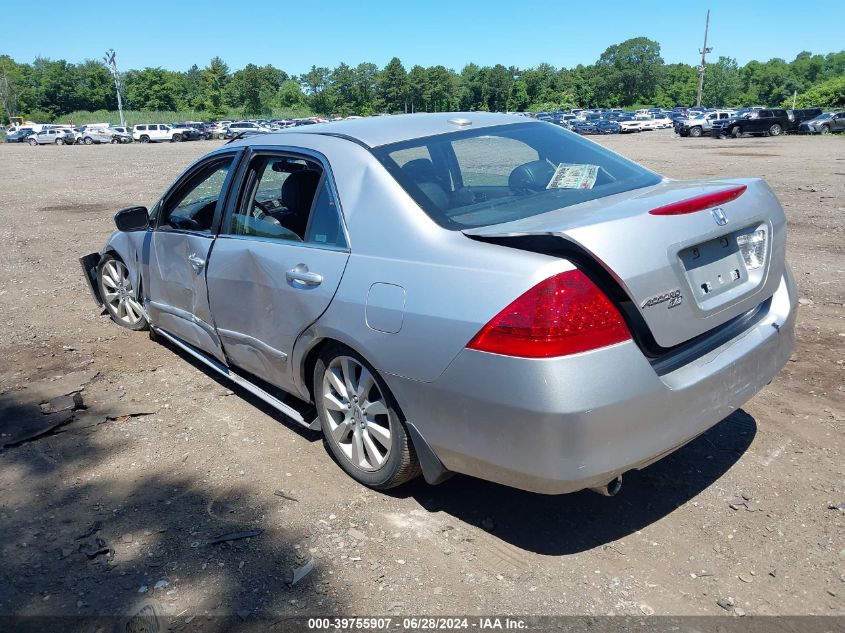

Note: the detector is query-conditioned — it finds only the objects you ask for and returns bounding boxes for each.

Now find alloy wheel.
[100,259,145,327]
[322,356,392,471]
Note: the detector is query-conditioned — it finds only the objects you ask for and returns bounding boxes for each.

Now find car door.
[146,150,241,361]
[206,149,350,392]
[835,113,845,132]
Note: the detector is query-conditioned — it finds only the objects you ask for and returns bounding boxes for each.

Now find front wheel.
[768,123,782,136]
[820,125,830,135]
[56,138,64,145]
[28,138,37,146]
[97,255,148,331]
[172,133,183,142]
[314,345,420,489]
[84,137,93,145]
[731,126,742,138]
[689,126,702,137]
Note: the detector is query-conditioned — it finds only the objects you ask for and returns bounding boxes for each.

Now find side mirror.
[114,206,149,232]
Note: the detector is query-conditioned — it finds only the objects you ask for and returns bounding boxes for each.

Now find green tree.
[791,75,845,107]
[300,66,333,114]
[594,37,663,106]
[202,57,229,117]
[379,57,408,113]
[277,79,306,108]
[702,56,743,107]
[482,64,513,112]
[407,65,430,112]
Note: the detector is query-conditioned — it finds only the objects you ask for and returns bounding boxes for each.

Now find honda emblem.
[711,207,728,226]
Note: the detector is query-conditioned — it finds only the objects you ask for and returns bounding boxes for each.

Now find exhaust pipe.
[589,476,622,497]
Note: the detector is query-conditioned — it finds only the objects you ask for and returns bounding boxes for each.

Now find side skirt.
[152,327,320,431]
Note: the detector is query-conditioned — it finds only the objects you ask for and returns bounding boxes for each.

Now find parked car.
[651,115,674,129]
[570,120,598,135]
[80,127,129,144]
[713,108,791,138]
[4,127,34,143]
[226,121,271,137]
[81,112,796,495]
[594,120,621,134]
[170,123,204,141]
[619,120,643,133]
[676,110,735,137]
[206,122,229,140]
[787,108,823,132]
[132,124,186,143]
[27,128,75,145]
[799,111,845,134]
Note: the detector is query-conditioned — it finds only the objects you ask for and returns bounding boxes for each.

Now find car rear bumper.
[388,269,797,494]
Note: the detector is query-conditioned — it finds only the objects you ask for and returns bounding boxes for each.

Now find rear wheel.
[314,345,420,489]
[140,135,150,143]
[172,133,183,142]
[768,123,782,136]
[55,138,64,145]
[97,255,148,331]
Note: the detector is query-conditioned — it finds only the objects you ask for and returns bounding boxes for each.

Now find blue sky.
[3,0,841,74]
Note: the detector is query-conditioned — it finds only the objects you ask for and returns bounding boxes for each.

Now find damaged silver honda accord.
[81,112,796,494]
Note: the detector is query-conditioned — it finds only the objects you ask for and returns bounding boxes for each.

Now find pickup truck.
[675,110,735,137]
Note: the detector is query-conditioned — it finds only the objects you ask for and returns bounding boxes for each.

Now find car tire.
[84,137,93,145]
[111,138,118,144]
[55,138,64,145]
[97,254,148,331]
[689,126,702,137]
[140,135,150,143]
[820,125,830,135]
[314,344,421,490]
[172,133,183,142]
[28,138,37,146]
[731,126,742,138]
[768,123,782,136]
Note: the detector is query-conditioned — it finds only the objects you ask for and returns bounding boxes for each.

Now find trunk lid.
[463,178,786,348]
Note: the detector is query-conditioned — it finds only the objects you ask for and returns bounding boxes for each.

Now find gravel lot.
[0,131,842,627]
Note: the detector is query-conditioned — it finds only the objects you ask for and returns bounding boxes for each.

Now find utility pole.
[695,10,712,108]
[103,49,126,129]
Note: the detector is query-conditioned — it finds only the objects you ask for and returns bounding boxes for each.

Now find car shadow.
[0,372,343,632]
[399,410,757,556]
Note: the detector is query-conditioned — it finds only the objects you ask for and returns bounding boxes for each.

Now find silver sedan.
[81,113,796,494]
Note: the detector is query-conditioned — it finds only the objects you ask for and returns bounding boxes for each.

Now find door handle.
[286,265,322,287]
[187,253,205,273]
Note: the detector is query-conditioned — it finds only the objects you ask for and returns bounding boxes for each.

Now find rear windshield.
[372,122,661,230]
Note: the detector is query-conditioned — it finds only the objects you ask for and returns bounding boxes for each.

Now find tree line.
[1,37,843,123]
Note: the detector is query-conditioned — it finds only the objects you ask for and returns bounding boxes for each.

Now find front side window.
[225,155,346,248]
[373,122,661,230]
[159,156,234,232]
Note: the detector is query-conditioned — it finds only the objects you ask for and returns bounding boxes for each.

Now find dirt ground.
[0,131,842,629]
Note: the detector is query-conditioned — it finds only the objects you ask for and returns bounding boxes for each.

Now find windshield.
[814,113,832,120]
[373,122,661,230]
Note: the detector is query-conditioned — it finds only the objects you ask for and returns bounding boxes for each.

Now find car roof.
[248,112,538,148]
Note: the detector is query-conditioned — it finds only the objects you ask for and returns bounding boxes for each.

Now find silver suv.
[27,128,75,146]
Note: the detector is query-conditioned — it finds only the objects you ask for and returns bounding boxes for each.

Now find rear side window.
[373,122,661,230]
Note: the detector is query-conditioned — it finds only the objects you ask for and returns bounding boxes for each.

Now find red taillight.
[466,270,631,358]
[648,185,747,216]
